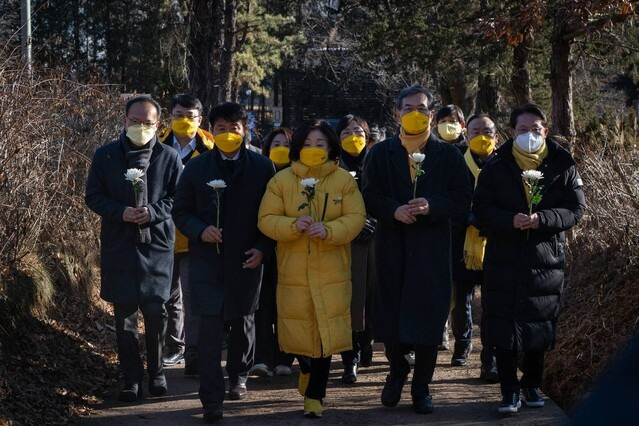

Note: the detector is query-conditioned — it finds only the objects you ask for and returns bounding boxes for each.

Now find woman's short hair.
[262,127,293,158]
[290,119,341,162]
[435,104,465,124]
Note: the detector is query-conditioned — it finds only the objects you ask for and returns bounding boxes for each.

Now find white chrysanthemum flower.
[124,168,144,182]
[300,178,320,188]
[411,153,426,163]
[207,179,227,189]
[522,170,544,181]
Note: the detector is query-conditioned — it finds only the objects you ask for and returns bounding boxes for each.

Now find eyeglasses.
[171,114,201,119]
[515,127,544,135]
[126,117,158,127]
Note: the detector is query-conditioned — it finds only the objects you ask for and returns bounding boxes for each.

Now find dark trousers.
[386,342,438,397]
[114,302,167,385]
[451,282,475,346]
[300,356,332,400]
[199,314,255,406]
[164,254,186,353]
[253,275,292,368]
[341,329,373,366]
[496,348,545,395]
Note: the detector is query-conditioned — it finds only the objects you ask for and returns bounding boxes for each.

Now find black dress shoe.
[381,370,408,408]
[341,364,358,384]
[149,374,168,397]
[412,394,434,414]
[162,349,185,366]
[360,345,373,367]
[203,403,223,423]
[228,383,247,400]
[118,382,142,402]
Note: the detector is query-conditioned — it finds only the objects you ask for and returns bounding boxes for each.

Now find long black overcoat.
[171,145,275,320]
[363,134,471,345]
[472,138,586,351]
[85,134,182,304]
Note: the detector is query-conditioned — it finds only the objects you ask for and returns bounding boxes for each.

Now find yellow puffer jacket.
[158,127,215,254]
[258,160,366,357]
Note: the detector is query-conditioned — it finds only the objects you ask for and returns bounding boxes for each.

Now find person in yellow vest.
[473,104,585,414]
[158,94,214,376]
[258,119,366,418]
[448,113,498,382]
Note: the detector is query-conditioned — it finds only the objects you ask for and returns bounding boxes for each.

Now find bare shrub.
[544,140,639,410]
[0,51,122,322]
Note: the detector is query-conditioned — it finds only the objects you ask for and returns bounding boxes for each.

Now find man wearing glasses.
[158,94,214,376]
[472,104,585,414]
[363,85,471,414]
[85,95,182,402]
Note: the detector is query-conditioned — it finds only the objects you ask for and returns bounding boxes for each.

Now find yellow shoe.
[298,372,310,397]
[304,398,324,418]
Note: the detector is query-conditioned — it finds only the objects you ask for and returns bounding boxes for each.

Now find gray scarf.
[120,131,155,244]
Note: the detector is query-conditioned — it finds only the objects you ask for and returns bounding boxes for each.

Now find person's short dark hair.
[290,119,341,163]
[169,93,203,115]
[395,85,435,110]
[435,104,465,124]
[209,102,248,126]
[262,127,293,158]
[335,114,370,141]
[125,95,161,119]
[510,103,547,129]
[466,113,495,129]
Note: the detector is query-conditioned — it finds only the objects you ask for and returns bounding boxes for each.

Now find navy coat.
[363,134,471,345]
[171,145,275,320]
[85,135,182,304]
[472,138,586,351]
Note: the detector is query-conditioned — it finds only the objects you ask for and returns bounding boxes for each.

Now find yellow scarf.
[400,128,429,181]
[512,141,548,203]
[462,150,485,271]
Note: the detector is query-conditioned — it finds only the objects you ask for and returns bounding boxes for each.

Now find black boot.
[341,364,358,384]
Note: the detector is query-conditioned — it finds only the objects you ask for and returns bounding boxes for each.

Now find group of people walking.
[85,84,585,422]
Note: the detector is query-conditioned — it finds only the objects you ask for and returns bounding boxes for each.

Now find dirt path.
[83,337,567,425]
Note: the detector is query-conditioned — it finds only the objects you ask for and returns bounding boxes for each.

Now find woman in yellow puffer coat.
[258,119,366,419]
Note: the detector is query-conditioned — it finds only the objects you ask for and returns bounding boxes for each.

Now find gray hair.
[395,85,435,110]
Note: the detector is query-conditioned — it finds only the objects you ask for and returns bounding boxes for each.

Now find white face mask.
[515,131,545,153]
[126,124,156,147]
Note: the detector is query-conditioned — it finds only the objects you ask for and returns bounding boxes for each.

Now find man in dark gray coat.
[172,102,274,422]
[363,86,471,414]
[85,95,182,402]
[473,104,585,414]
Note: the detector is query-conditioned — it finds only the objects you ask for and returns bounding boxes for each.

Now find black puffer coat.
[472,138,586,351]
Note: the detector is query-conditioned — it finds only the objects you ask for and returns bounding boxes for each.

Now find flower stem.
[216,190,221,255]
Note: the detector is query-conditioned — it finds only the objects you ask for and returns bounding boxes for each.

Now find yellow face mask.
[214,132,243,153]
[269,146,290,166]
[299,147,328,167]
[437,122,462,142]
[401,110,430,134]
[341,134,366,156]
[469,135,496,155]
[172,117,199,137]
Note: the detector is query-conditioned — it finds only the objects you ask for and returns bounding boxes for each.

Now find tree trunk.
[218,0,237,104]
[512,38,533,105]
[549,18,576,144]
[477,42,499,116]
[187,0,214,116]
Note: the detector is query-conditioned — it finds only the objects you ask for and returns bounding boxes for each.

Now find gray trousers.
[114,302,167,385]
[165,253,200,354]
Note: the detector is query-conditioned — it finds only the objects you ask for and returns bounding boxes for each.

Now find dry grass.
[544,136,639,411]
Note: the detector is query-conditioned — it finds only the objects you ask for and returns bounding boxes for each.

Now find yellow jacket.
[258,161,366,357]
[158,127,214,254]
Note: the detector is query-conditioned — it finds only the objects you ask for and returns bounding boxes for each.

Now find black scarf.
[120,131,155,244]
